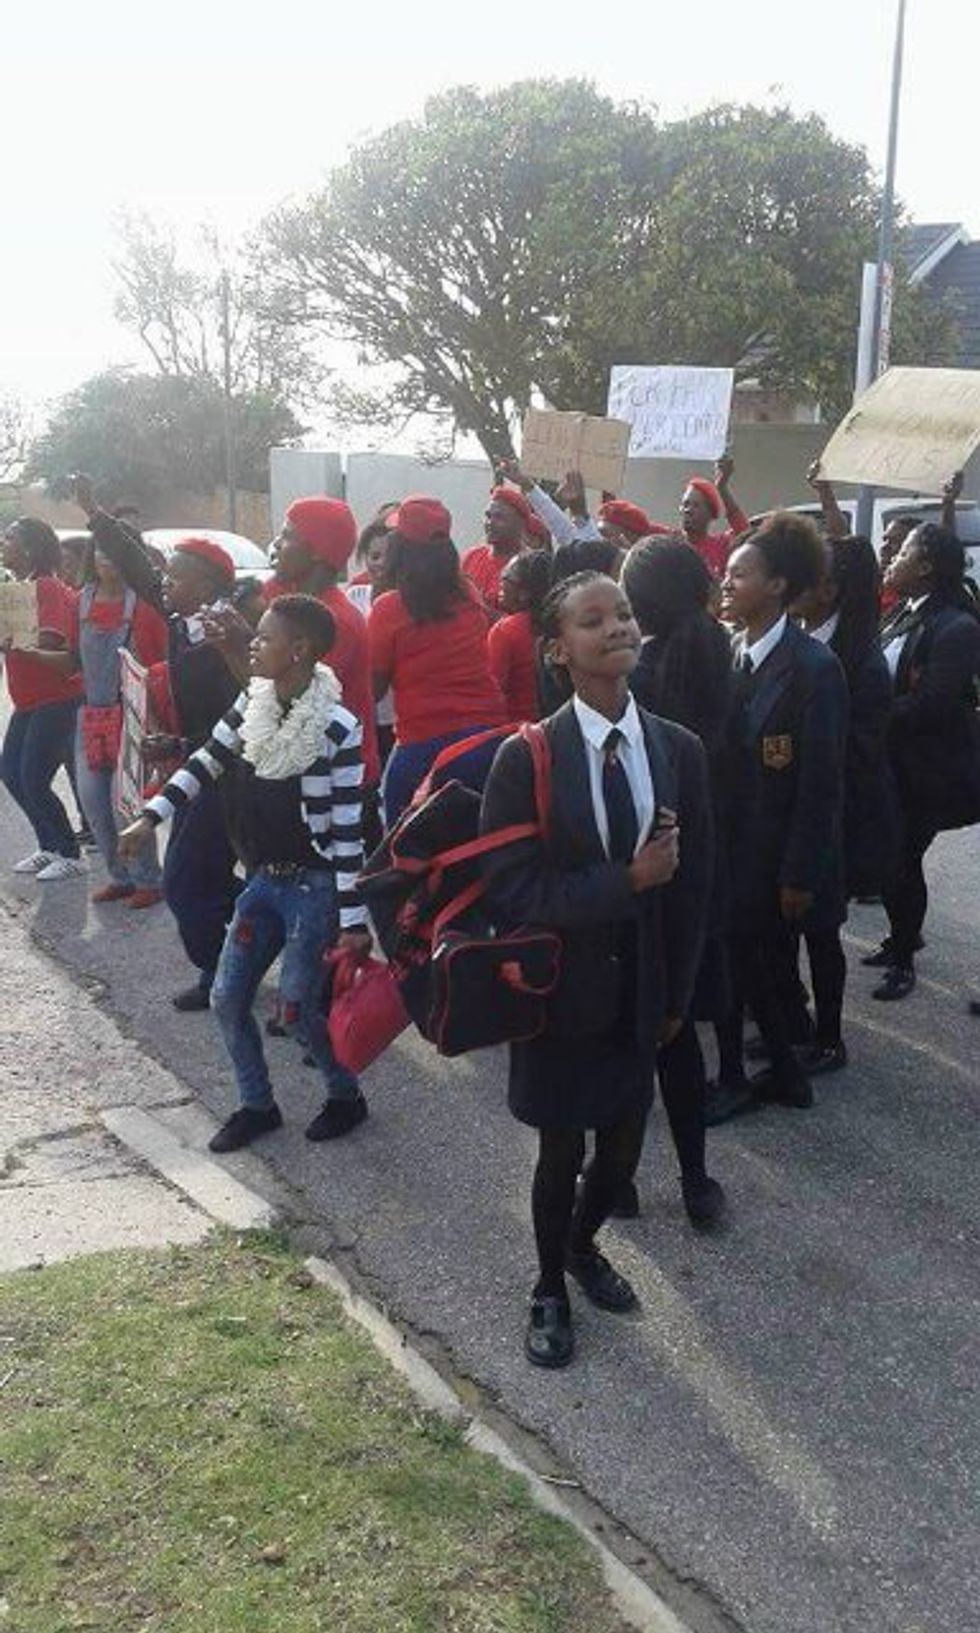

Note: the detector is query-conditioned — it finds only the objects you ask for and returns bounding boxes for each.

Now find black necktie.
[602,727,639,862]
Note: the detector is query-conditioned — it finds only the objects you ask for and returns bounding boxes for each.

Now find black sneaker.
[172,983,212,1013]
[209,1103,283,1152]
[682,1175,727,1229]
[305,1093,368,1142]
[566,1248,637,1312]
[862,936,924,967]
[872,966,915,1002]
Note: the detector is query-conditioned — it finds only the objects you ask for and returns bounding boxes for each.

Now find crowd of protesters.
[2,452,979,1369]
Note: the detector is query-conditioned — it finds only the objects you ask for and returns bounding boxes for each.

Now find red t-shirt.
[487,611,539,723]
[461,545,518,612]
[689,526,743,580]
[368,589,506,744]
[263,579,379,784]
[4,577,84,711]
[70,596,170,670]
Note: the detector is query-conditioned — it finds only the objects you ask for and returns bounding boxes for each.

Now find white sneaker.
[12,850,56,874]
[35,856,87,882]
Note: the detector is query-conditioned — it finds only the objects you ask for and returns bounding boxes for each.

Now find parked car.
[749,498,980,581]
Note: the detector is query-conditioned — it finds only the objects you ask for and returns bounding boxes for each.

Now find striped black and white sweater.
[143,690,368,929]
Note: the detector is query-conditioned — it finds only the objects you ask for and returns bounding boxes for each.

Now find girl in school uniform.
[867,524,980,1000]
[706,513,849,1126]
[480,571,713,1369]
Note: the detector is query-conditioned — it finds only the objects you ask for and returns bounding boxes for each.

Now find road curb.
[101,1101,694,1633]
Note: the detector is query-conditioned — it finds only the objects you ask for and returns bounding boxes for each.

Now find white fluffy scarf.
[240,663,342,780]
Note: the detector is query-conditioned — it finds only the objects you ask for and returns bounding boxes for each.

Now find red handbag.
[325,949,410,1074]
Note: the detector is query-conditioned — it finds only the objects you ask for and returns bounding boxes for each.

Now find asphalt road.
[1,767,977,1633]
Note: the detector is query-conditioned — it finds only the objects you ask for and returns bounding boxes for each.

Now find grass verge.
[0,1230,628,1633]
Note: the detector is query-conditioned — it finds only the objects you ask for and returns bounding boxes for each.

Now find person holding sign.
[462,487,534,612]
[1,519,85,881]
[678,456,749,579]
[865,525,980,1002]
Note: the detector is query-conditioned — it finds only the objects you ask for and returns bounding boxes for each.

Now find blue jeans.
[382,726,503,828]
[210,867,359,1111]
[1,701,80,858]
[75,722,160,888]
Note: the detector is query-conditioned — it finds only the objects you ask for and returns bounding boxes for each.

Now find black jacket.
[480,701,712,1127]
[729,620,849,931]
[884,596,980,832]
[830,633,899,897]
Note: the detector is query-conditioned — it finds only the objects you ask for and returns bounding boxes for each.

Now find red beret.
[174,536,236,587]
[490,486,534,526]
[386,494,453,545]
[598,500,652,538]
[286,497,358,569]
[686,478,722,520]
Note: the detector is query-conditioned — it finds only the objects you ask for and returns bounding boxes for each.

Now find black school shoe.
[682,1175,727,1229]
[305,1093,368,1142]
[862,935,924,967]
[172,983,212,1013]
[872,966,916,1002]
[209,1103,283,1152]
[749,1069,814,1109]
[704,1076,759,1127]
[525,1295,574,1369]
[566,1248,637,1312]
[795,1040,848,1076]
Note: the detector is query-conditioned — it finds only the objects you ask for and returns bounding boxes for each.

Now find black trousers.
[531,1106,647,1296]
[770,924,846,1048]
[724,912,809,1088]
[656,1020,708,1181]
[881,818,940,965]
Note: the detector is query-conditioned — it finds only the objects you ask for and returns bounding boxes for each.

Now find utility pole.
[855,0,907,539]
[220,270,238,533]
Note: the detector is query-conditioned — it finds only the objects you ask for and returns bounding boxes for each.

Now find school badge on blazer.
[762,734,794,770]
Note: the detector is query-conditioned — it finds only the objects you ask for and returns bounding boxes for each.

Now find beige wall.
[7,487,271,543]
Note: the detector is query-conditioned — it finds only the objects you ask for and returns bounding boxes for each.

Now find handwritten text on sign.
[607,366,734,461]
[521,409,631,493]
[818,367,980,494]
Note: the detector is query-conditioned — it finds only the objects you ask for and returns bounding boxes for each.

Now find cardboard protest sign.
[521,409,630,493]
[116,649,150,822]
[818,367,980,494]
[0,580,40,649]
[607,366,734,460]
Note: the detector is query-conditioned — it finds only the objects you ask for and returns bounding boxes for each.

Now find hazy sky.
[6,0,977,409]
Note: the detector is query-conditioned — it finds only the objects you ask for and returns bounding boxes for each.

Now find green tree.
[24,370,303,505]
[262,84,957,457]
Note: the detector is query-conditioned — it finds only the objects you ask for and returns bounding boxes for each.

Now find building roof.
[924,241,980,370]
[898,222,961,275]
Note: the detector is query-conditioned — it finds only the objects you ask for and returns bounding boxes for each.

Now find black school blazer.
[728,620,849,929]
[884,596,980,831]
[479,700,713,1053]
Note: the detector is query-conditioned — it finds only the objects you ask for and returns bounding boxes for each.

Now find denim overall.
[75,586,160,888]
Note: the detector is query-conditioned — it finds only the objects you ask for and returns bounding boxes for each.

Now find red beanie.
[598,499,652,539]
[386,494,453,545]
[286,497,358,569]
[686,478,722,520]
[174,535,236,588]
[490,486,534,526]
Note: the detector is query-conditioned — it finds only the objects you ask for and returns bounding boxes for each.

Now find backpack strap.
[517,720,552,841]
[411,722,520,808]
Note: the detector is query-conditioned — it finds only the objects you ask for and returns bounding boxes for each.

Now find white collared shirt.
[883,595,928,678]
[742,612,788,673]
[572,693,655,858]
[808,611,839,646]
[528,484,603,547]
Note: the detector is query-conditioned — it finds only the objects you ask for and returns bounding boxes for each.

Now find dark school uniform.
[883,595,980,835]
[729,618,849,934]
[480,697,712,1130]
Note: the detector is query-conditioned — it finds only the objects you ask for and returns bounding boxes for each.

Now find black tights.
[882,820,939,966]
[532,1106,647,1297]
